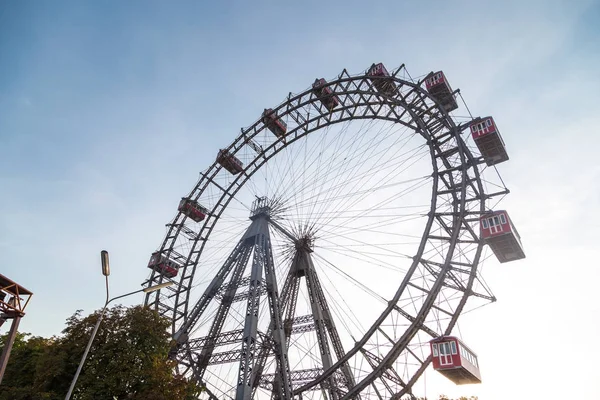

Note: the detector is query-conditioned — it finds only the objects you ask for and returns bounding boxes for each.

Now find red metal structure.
[147,252,182,278]
[470,117,509,166]
[217,149,244,175]
[430,336,481,385]
[262,108,287,137]
[178,198,208,223]
[480,210,525,263]
[424,71,458,112]
[0,274,33,384]
[367,63,398,96]
[312,78,339,110]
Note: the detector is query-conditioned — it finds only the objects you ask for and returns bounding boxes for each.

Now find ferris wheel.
[142,63,525,400]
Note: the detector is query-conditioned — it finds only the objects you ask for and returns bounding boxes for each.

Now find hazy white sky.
[1,0,599,399]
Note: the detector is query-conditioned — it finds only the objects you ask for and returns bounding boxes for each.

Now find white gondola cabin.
[470,117,509,166]
[217,149,244,175]
[430,336,482,385]
[312,78,339,110]
[262,108,287,137]
[367,63,398,96]
[178,198,208,223]
[480,210,525,263]
[147,252,182,279]
[424,71,458,112]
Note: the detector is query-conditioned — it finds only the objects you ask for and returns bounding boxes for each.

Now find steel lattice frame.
[143,65,506,399]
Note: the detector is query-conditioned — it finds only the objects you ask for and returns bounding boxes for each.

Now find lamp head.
[101,250,110,276]
[143,281,174,293]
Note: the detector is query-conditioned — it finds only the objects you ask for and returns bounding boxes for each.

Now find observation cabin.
[480,210,525,263]
[312,78,340,110]
[216,149,244,175]
[262,108,287,138]
[0,274,32,322]
[0,275,33,385]
[470,116,509,166]
[367,62,398,96]
[424,71,458,112]
[147,252,182,279]
[178,198,209,223]
[430,336,482,385]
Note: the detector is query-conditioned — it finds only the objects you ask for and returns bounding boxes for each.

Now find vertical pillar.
[236,230,265,400]
[0,315,21,384]
[262,231,292,399]
[302,252,338,400]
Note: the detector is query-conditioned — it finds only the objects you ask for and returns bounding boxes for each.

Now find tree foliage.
[0,306,198,400]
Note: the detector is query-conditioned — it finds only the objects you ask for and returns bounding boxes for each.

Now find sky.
[1,0,599,399]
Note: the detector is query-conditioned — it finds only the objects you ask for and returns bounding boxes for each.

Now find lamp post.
[64,251,173,400]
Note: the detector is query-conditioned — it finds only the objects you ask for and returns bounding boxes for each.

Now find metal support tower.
[261,203,357,399]
[169,197,359,399]
[235,201,293,400]
[0,274,33,385]
[170,198,293,399]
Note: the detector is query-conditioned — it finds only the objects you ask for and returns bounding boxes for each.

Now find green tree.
[0,332,55,400]
[0,306,198,400]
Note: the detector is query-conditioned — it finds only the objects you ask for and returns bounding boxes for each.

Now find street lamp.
[65,251,173,400]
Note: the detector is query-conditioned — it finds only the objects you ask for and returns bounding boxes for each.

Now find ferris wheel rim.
[143,66,490,398]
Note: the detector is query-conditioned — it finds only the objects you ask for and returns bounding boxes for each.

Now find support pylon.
[0,274,33,385]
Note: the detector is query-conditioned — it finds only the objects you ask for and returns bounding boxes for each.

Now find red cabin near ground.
[470,117,509,166]
[312,78,339,110]
[430,336,482,385]
[424,71,458,112]
[217,149,244,175]
[178,198,208,223]
[480,210,525,263]
[262,108,287,137]
[147,252,181,278]
[367,62,398,96]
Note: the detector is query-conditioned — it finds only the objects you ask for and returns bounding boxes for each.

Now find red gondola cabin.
[217,149,244,175]
[147,252,181,279]
[470,117,509,166]
[178,198,208,223]
[367,63,398,96]
[430,336,482,385]
[312,78,339,110]
[262,109,287,137]
[424,71,458,112]
[480,210,525,263]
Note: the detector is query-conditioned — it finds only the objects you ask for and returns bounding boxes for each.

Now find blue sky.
[1,0,599,399]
